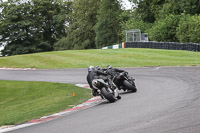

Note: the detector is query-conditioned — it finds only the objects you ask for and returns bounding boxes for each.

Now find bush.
[54,37,74,51]
[148,14,180,42]
[176,14,200,43]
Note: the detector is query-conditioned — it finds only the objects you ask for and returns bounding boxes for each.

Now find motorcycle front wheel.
[101,87,116,103]
[123,80,137,92]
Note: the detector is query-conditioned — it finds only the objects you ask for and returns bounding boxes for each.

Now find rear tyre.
[101,87,116,102]
[123,80,137,92]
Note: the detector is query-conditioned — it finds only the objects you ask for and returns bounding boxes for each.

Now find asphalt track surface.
[1,67,200,133]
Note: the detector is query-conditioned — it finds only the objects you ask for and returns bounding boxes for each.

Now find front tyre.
[123,80,137,92]
[101,87,116,102]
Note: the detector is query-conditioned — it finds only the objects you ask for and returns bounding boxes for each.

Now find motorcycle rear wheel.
[101,87,116,102]
[123,80,137,92]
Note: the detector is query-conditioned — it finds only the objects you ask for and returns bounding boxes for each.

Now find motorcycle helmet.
[96,66,101,70]
[107,65,112,69]
[88,66,95,72]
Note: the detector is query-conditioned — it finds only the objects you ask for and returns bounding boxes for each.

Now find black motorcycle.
[113,72,137,92]
[92,78,120,102]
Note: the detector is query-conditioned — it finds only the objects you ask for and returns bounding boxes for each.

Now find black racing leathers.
[106,68,126,90]
[87,70,108,90]
[106,68,125,79]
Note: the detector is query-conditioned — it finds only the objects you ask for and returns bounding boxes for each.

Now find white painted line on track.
[154,67,160,71]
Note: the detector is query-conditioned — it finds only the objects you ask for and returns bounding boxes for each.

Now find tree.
[198,0,200,10]
[127,0,200,43]
[95,0,122,48]
[54,0,101,50]
[158,0,200,19]
[0,1,36,55]
[130,0,200,22]
[131,0,165,23]
[148,14,180,42]
[0,0,71,56]
[176,14,200,43]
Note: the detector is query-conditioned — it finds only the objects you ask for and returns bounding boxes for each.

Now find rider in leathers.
[87,66,122,99]
[106,65,130,90]
[87,66,108,96]
[106,65,125,79]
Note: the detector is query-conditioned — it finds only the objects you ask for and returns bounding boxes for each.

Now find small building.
[125,29,148,42]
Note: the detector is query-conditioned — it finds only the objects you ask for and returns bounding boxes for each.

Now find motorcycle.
[92,78,120,102]
[113,72,137,92]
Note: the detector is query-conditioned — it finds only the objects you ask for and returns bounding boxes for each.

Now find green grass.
[0,48,200,69]
[0,80,92,126]
[0,48,199,126]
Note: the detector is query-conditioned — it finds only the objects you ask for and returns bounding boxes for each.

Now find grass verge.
[0,80,92,126]
[0,48,200,69]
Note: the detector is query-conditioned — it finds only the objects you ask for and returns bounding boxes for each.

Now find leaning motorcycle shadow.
[119,90,137,96]
[99,99,115,105]
[97,99,120,105]
[97,90,137,105]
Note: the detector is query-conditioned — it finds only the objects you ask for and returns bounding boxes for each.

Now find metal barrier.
[125,42,200,52]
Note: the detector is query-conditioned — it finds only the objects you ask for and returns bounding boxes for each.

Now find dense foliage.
[147,14,180,42]
[0,0,72,55]
[54,0,101,50]
[126,0,200,43]
[95,0,122,48]
[176,14,200,43]
[1,0,200,55]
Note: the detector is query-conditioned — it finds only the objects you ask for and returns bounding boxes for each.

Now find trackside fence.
[125,42,200,52]
[102,42,200,52]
